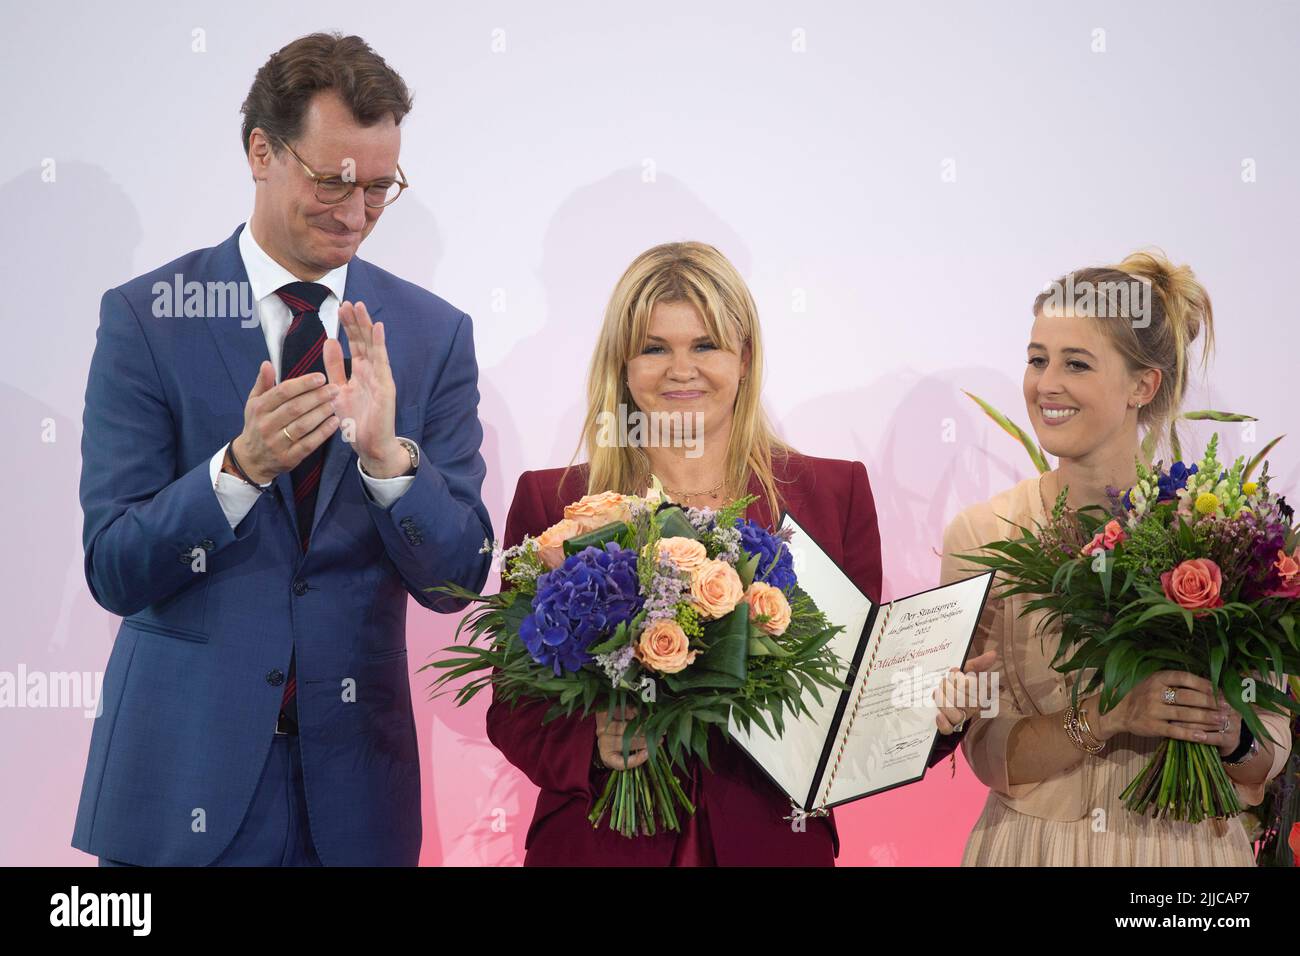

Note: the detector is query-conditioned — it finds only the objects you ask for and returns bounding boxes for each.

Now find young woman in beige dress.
[931,251,1292,866]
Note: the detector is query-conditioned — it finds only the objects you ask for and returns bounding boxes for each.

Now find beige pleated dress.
[940,476,1293,866]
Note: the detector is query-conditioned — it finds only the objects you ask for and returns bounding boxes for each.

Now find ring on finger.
[282,426,294,443]
[1162,687,1176,705]
[1221,715,1230,734]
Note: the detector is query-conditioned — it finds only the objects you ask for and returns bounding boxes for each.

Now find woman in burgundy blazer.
[485,242,965,864]
[488,453,969,865]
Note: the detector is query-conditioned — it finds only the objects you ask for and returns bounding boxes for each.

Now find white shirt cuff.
[357,438,418,508]
[210,442,269,529]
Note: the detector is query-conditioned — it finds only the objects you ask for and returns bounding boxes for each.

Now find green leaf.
[1134,602,1185,627]
[562,521,629,557]
[588,621,630,656]
[1244,435,1285,482]
[1180,410,1257,423]
[963,391,1051,473]
[1280,615,1297,651]
[1209,643,1225,690]
[663,609,749,691]
[655,507,700,541]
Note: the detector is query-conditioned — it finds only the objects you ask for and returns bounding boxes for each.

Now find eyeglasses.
[277,137,409,208]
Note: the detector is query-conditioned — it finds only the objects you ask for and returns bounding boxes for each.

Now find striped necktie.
[274,280,333,729]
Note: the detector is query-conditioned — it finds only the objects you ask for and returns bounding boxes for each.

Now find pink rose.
[1080,533,1106,557]
[1277,548,1300,585]
[1101,519,1127,549]
[535,518,583,570]
[634,619,697,674]
[1081,519,1127,556]
[745,582,792,636]
[563,491,632,534]
[1160,558,1224,613]
[689,560,745,619]
[656,536,707,575]
[1267,548,1300,599]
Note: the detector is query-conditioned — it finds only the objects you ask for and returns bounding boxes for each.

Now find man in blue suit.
[73,33,493,866]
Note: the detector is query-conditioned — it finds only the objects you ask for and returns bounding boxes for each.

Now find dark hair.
[240,32,413,156]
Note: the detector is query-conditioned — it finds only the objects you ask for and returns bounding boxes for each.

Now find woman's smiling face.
[1023,308,1158,461]
[625,300,749,442]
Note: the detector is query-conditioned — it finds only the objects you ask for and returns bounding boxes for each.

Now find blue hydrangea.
[519,543,643,675]
[736,519,796,591]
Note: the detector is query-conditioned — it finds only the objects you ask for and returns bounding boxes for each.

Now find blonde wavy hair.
[1033,248,1216,457]
[562,241,793,522]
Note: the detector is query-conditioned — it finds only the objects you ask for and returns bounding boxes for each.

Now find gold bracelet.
[1063,704,1104,755]
[1077,706,1106,753]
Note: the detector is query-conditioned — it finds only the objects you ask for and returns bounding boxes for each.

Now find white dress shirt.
[208,221,415,528]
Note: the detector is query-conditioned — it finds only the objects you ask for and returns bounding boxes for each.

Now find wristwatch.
[361,437,419,478]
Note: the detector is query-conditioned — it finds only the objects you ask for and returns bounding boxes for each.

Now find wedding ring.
[1162,687,1176,705]
[282,426,294,443]
[1221,716,1230,734]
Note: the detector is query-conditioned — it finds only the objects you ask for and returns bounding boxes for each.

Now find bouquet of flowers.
[421,489,846,838]
[960,434,1300,823]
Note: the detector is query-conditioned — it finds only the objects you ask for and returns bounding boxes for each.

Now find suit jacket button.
[292,579,309,596]
[266,669,285,686]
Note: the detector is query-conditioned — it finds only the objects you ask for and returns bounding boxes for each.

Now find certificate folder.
[728,511,995,814]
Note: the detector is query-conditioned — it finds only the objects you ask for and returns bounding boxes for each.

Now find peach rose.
[657,536,708,575]
[1160,558,1224,613]
[634,619,697,674]
[745,581,792,636]
[689,560,745,619]
[563,491,632,534]
[535,518,583,570]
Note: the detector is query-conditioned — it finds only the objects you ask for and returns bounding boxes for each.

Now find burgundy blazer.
[486,451,962,865]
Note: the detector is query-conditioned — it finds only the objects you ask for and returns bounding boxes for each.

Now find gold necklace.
[660,477,726,501]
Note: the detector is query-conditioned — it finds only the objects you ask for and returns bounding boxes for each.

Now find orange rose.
[563,491,632,534]
[656,536,707,575]
[745,581,792,636]
[689,560,744,619]
[1160,558,1224,613]
[535,518,583,570]
[634,619,697,674]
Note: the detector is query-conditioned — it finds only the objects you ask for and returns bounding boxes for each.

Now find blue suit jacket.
[72,223,493,865]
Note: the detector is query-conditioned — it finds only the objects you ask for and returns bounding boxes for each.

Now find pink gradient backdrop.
[2,1,1297,865]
